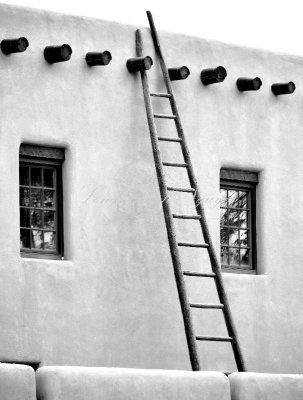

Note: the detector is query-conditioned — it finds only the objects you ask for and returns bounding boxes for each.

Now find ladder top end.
[146,10,153,20]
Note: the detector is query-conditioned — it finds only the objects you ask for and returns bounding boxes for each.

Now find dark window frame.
[19,144,64,260]
[220,169,257,273]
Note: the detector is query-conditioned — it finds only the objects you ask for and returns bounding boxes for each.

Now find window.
[220,169,258,272]
[19,144,64,258]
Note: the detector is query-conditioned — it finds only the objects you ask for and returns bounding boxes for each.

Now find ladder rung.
[173,214,201,220]
[196,335,233,342]
[162,162,188,168]
[154,113,176,119]
[158,136,182,142]
[150,92,172,98]
[167,186,195,193]
[178,242,209,248]
[190,303,224,309]
[183,271,216,278]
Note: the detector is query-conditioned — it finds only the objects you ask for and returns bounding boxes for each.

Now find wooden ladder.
[135,11,247,372]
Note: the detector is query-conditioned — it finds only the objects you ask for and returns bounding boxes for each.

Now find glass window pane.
[228,190,238,208]
[44,168,55,188]
[220,227,229,245]
[44,211,55,229]
[229,210,239,227]
[44,190,55,208]
[239,210,248,228]
[229,247,239,265]
[31,210,42,228]
[220,208,228,226]
[220,177,255,270]
[20,229,30,249]
[221,246,228,264]
[240,248,250,266]
[44,231,56,250]
[220,189,227,207]
[32,230,43,249]
[20,187,30,206]
[239,229,248,247]
[19,156,62,256]
[238,191,248,208]
[31,168,42,186]
[31,189,42,207]
[19,166,29,185]
[229,229,239,246]
[20,208,30,227]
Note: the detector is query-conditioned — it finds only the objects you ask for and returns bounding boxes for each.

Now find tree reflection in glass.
[228,190,238,208]
[44,232,56,250]
[19,164,58,253]
[220,246,228,264]
[31,189,42,207]
[220,208,228,226]
[32,230,43,249]
[31,210,42,228]
[220,186,251,269]
[31,168,42,186]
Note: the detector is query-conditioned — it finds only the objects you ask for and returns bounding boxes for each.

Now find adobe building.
[0,2,303,399]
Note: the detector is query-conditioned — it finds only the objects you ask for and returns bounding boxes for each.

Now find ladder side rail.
[136,29,200,371]
[146,11,247,372]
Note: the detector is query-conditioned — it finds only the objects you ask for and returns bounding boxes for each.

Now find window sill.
[221,266,257,275]
[20,251,64,260]
[19,256,72,267]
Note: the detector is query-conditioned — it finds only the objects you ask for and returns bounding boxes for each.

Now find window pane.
[229,247,239,265]
[220,208,228,225]
[229,210,239,227]
[44,211,55,229]
[20,188,30,206]
[220,189,227,207]
[31,168,42,186]
[228,190,238,208]
[44,232,56,250]
[229,229,239,246]
[220,227,229,245]
[19,166,29,185]
[32,230,43,249]
[240,248,250,266]
[19,151,63,257]
[238,191,248,208]
[31,189,42,207]
[20,208,30,227]
[220,175,256,271]
[31,210,43,228]
[20,229,30,249]
[239,210,248,228]
[239,229,248,247]
[44,190,55,208]
[44,168,55,188]
[221,246,228,264]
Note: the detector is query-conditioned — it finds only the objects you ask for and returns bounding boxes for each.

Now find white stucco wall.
[0,3,303,373]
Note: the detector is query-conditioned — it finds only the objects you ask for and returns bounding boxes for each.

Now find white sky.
[2,0,303,56]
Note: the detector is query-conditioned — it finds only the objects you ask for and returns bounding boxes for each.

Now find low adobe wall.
[36,366,230,400]
[0,363,36,400]
[229,372,303,400]
[3,364,303,400]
